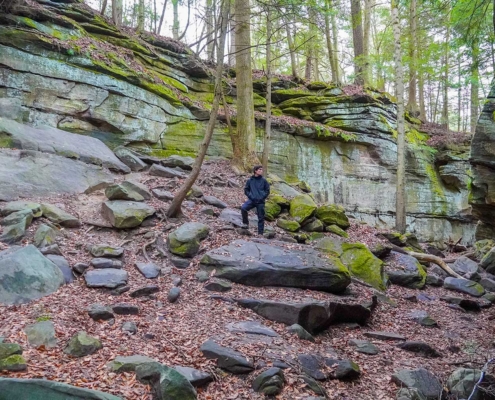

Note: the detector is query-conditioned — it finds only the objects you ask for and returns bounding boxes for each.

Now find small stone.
[168,287,180,303]
[111,285,131,295]
[172,275,182,287]
[0,354,27,371]
[204,279,232,292]
[364,331,406,341]
[187,185,203,198]
[325,358,360,380]
[348,339,380,355]
[227,321,279,337]
[170,256,191,269]
[112,304,139,315]
[105,181,151,202]
[46,254,74,284]
[24,321,57,348]
[39,244,62,256]
[122,322,138,334]
[403,294,418,302]
[34,224,59,247]
[287,324,315,342]
[483,292,495,303]
[108,355,156,373]
[391,368,443,400]
[326,224,349,238]
[91,258,123,269]
[174,366,213,388]
[41,204,80,228]
[252,367,284,395]
[135,262,160,279]
[398,341,442,358]
[408,310,438,327]
[298,354,328,380]
[90,244,124,258]
[200,339,254,374]
[199,207,215,216]
[196,270,210,282]
[161,155,194,170]
[73,262,89,274]
[102,201,155,229]
[0,343,22,359]
[203,196,228,209]
[152,188,175,201]
[88,304,114,321]
[64,331,102,357]
[441,296,481,311]
[130,285,160,298]
[149,164,187,178]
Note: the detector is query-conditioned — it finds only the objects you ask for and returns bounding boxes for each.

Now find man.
[241,165,270,235]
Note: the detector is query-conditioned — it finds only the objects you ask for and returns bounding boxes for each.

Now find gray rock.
[108,355,156,373]
[168,222,209,258]
[130,285,160,298]
[397,388,427,400]
[84,269,128,289]
[168,287,181,303]
[149,164,187,178]
[0,343,22,359]
[451,256,480,278]
[91,258,123,269]
[135,362,197,400]
[324,358,361,380]
[287,324,315,342]
[88,304,114,321]
[0,378,122,399]
[200,239,351,293]
[41,204,80,228]
[46,254,74,284]
[0,201,41,217]
[391,368,443,400]
[152,189,175,201]
[0,117,129,172]
[122,322,137,334]
[484,292,495,303]
[226,321,279,337]
[134,262,160,279]
[172,275,182,286]
[426,274,444,287]
[407,310,438,327]
[0,245,64,305]
[90,245,124,258]
[64,331,102,357]
[348,339,380,355]
[111,286,130,296]
[114,146,147,171]
[0,221,28,244]
[204,279,232,292]
[444,277,485,297]
[386,252,426,289]
[105,181,151,202]
[173,366,213,387]
[203,196,228,209]
[0,354,27,372]
[446,368,495,400]
[364,331,406,341]
[73,262,89,274]
[196,270,210,282]
[252,367,284,395]
[302,375,326,396]
[441,296,482,311]
[187,185,203,198]
[199,206,215,216]
[170,256,191,269]
[0,149,114,200]
[24,321,57,348]
[481,247,495,273]
[219,208,258,228]
[39,244,62,256]
[397,342,441,358]
[112,304,139,315]
[480,277,495,292]
[1,208,33,227]
[161,155,195,170]
[34,224,59,248]
[298,354,328,380]
[200,340,254,374]
[102,201,155,229]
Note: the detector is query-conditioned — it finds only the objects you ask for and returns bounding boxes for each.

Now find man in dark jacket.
[241,165,270,235]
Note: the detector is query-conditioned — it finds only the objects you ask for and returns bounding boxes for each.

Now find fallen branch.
[142,235,157,263]
[468,357,495,400]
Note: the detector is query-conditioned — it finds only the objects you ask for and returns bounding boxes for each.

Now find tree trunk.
[206,0,215,62]
[406,0,419,116]
[363,0,373,85]
[172,0,179,39]
[324,0,338,83]
[440,12,450,129]
[167,0,229,218]
[137,0,145,32]
[112,0,123,26]
[233,0,259,171]
[285,19,299,80]
[457,57,461,132]
[391,0,406,233]
[418,70,426,121]
[158,0,168,34]
[229,20,236,66]
[101,0,108,15]
[351,0,365,86]
[470,38,480,134]
[177,0,191,41]
[262,7,272,174]
[331,0,342,84]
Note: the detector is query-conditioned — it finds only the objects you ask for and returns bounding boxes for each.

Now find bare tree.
[350,0,365,85]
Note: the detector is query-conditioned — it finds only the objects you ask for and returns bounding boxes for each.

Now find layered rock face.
[0,0,474,244]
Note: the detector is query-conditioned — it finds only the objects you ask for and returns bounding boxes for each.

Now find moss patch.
[340,243,387,291]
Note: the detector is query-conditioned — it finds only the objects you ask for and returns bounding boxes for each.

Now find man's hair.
[253,165,263,173]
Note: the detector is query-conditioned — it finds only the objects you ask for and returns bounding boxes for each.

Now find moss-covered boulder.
[102,201,155,229]
[105,181,151,202]
[265,200,281,221]
[315,237,343,257]
[0,343,22,359]
[64,331,102,358]
[0,354,27,371]
[316,204,350,229]
[289,194,317,224]
[326,224,349,238]
[41,203,81,228]
[277,219,300,232]
[34,224,59,247]
[385,252,427,289]
[340,243,388,291]
[302,219,324,232]
[0,201,41,217]
[108,355,157,373]
[268,193,290,208]
[168,222,209,258]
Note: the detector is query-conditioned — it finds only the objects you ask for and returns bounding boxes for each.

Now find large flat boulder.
[0,378,122,399]
[0,117,129,173]
[0,245,65,305]
[0,150,114,201]
[102,201,155,228]
[200,240,351,293]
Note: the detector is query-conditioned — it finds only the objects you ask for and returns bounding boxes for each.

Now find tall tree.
[406,0,419,116]
[351,0,365,85]
[158,0,168,34]
[137,0,145,32]
[324,0,339,83]
[232,0,259,171]
[470,38,480,134]
[112,0,123,26]
[363,0,374,84]
[391,0,406,233]
[172,0,180,39]
[285,17,299,79]
[262,6,273,174]
[167,0,230,217]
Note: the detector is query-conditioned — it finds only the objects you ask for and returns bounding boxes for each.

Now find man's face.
[255,167,263,176]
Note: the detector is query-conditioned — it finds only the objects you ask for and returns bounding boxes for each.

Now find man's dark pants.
[241,199,265,234]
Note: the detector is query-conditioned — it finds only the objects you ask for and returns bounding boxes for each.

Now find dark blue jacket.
[244,175,270,203]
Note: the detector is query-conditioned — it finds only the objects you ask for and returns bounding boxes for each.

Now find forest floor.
[1,160,494,400]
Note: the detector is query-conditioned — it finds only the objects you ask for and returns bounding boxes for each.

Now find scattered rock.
[408,310,438,327]
[170,256,191,269]
[39,244,62,256]
[0,245,65,305]
[396,388,427,400]
[451,256,480,279]
[0,354,27,371]
[364,331,406,341]
[135,262,160,279]
[84,269,128,289]
[135,361,197,400]
[287,324,315,342]
[152,188,175,201]
[168,222,209,258]
[88,304,114,321]
[252,367,285,395]
[0,201,41,217]
[0,208,33,228]
[46,254,74,284]
[219,208,258,227]
[122,322,137,334]
[196,270,210,282]
[172,275,182,286]
[276,218,300,232]
[289,194,317,224]
[24,321,57,348]
[108,355,156,373]
[441,296,481,311]
[168,287,181,303]
[348,339,380,355]
[302,375,326,396]
[298,354,329,380]
[41,203,80,228]
[0,218,30,244]
[114,146,147,171]
[102,201,155,229]
[480,277,495,292]
[187,185,203,198]
[315,203,349,229]
[326,224,349,238]
[426,274,444,287]
[385,252,427,290]
[105,181,151,202]
[173,366,213,388]
[199,206,215,216]
[203,195,227,209]
[149,164,187,178]
[325,358,361,380]
[111,286,130,296]
[64,331,102,357]
[391,368,443,400]
[480,247,495,274]
[112,304,139,315]
[444,277,485,297]
[33,224,59,248]
[90,245,124,258]
[204,279,232,292]
[200,340,254,374]
[397,342,442,358]
[161,155,194,170]
[226,321,279,337]
[129,285,160,298]
[0,343,22,359]
[446,368,495,400]
[91,258,123,269]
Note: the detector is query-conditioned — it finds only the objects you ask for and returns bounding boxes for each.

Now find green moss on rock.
[289,194,317,224]
[326,224,349,238]
[316,204,350,229]
[277,219,300,232]
[340,243,387,291]
[265,200,281,221]
[0,354,27,371]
